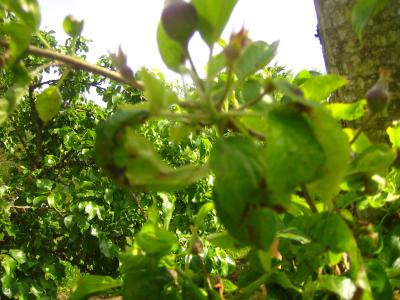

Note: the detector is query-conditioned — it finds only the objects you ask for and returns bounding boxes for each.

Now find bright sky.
[37,0,326,80]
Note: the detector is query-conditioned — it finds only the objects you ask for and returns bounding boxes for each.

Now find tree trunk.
[313,0,400,142]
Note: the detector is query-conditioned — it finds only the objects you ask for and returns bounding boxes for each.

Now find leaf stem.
[301,184,318,213]
[218,65,233,108]
[185,47,204,91]
[349,113,374,145]
[239,91,268,110]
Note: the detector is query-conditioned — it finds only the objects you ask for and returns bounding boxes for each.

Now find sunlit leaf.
[325,100,367,121]
[191,0,238,47]
[135,223,178,256]
[4,0,41,30]
[141,69,178,114]
[35,86,62,122]
[63,15,84,38]
[300,74,348,102]
[386,124,400,148]
[304,275,357,300]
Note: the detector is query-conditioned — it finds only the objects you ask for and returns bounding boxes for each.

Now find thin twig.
[349,113,374,145]
[131,193,147,221]
[0,39,144,90]
[218,66,233,108]
[301,184,318,213]
[185,47,204,92]
[239,91,268,111]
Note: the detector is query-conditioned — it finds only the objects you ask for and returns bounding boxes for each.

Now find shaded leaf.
[157,22,186,72]
[264,103,325,207]
[304,102,350,204]
[350,144,396,175]
[122,268,172,300]
[70,275,122,300]
[366,260,392,299]
[352,0,389,38]
[234,41,279,80]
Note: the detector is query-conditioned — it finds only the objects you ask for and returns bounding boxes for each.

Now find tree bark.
[313,0,400,142]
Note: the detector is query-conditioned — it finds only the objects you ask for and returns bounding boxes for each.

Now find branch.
[0,39,144,91]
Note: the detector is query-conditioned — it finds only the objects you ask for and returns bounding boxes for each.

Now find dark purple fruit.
[366,85,389,113]
[161,1,198,45]
[366,68,391,113]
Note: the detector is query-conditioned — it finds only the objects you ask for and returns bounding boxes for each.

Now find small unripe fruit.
[366,68,391,113]
[366,85,389,113]
[161,1,198,45]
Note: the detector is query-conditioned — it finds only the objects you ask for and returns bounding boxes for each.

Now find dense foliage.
[1,0,399,299]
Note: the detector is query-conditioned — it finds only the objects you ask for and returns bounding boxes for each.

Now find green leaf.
[350,144,396,175]
[352,0,389,38]
[264,103,325,207]
[1,255,17,275]
[4,0,41,30]
[122,268,172,300]
[303,102,350,204]
[0,64,31,124]
[325,99,367,121]
[206,231,244,250]
[95,109,209,192]
[234,41,279,80]
[293,212,367,287]
[207,52,226,79]
[344,128,371,153]
[9,249,26,264]
[210,136,277,250]
[35,87,62,122]
[70,275,122,300]
[240,79,264,103]
[300,74,348,102]
[245,207,277,250]
[304,275,357,300]
[191,0,238,47]
[267,272,302,293]
[210,137,264,211]
[292,69,313,86]
[366,260,392,299]
[141,69,178,114]
[157,22,186,72]
[2,23,32,65]
[63,15,84,38]
[194,202,214,228]
[387,124,400,148]
[135,223,178,256]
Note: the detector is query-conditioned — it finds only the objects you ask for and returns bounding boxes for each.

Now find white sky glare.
[37,0,326,79]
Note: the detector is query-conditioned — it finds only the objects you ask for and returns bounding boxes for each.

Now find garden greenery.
[0,0,399,299]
